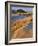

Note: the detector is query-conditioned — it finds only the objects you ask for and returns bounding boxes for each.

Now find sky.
[11,5,33,12]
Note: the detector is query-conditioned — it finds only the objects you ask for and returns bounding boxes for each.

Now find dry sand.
[10,16,33,39]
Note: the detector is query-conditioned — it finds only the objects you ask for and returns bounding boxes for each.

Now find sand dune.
[10,16,32,39]
[10,16,32,31]
[13,28,32,38]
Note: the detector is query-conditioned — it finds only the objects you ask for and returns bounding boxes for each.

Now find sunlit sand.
[10,15,33,39]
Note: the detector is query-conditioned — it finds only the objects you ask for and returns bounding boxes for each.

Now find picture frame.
[5,1,37,45]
